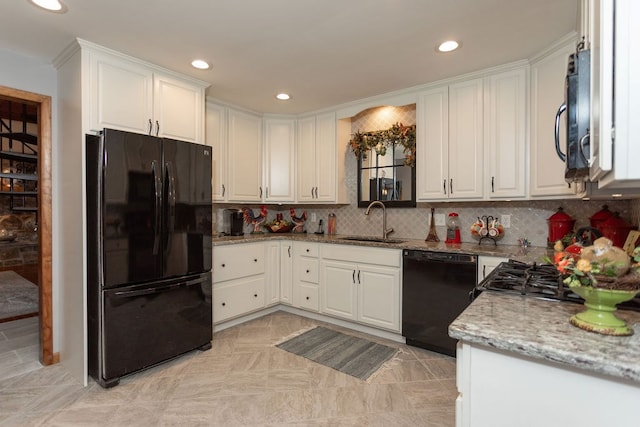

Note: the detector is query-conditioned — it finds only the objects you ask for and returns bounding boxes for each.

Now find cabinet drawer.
[213,276,265,323]
[297,258,319,284]
[293,242,319,257]
[321,244,401,268]
[213,243,264,283]
[298,283,319,312]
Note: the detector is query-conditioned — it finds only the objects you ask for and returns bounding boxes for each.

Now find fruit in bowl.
[263,219,294,233]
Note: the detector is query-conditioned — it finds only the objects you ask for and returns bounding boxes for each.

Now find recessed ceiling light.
[437,40,461,53]
[276,93,291,101]
[29,0,67,12]
[191,59,210,70]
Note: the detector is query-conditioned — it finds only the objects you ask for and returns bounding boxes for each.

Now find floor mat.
[276,326,398,381]
[0,270,38,322]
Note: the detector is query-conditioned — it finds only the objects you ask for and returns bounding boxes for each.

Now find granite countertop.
[449,292,640,383]
[212,233,549,264]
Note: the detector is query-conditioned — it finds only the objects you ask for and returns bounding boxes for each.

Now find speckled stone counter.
[213,233,549,264]
[449,292,640,383]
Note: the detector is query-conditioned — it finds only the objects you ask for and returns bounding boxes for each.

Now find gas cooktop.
[475,260,640,312]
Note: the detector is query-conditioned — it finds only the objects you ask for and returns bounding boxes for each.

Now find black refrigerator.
[86,128,213,388]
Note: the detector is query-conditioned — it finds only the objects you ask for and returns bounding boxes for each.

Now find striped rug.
[276,326,398,381]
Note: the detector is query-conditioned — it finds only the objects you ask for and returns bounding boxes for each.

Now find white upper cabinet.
[589,0,640,188]
[86,44,206,143]
[297,112,342,202]
[297,113,336,202]
[205,102,228,201]
[263,118,296,202]
[227,108,263,202]
[529,38,582,198]
[417,79,484,201]
[484,68,527,199]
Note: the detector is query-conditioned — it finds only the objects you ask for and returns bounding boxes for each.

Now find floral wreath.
[349,122,416,167]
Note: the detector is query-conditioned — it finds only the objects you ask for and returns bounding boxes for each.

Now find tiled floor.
[0,312,457,426]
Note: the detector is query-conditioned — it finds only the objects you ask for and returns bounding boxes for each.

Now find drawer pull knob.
[306,296,310,300]
[221,263,226,268]
[306,249,310,253]
[254,293,258,298]
[222,302,226,307]
[254,258,258,262]
[306,269,310,273]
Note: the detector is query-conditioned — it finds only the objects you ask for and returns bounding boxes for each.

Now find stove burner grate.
[476,260,640,311]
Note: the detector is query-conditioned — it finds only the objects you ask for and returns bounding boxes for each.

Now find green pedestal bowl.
[569,286,640,336]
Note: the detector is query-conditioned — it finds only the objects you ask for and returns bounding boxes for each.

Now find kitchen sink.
[339,236,406,244]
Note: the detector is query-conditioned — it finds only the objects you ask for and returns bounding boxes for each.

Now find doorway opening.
[0,85,54,366]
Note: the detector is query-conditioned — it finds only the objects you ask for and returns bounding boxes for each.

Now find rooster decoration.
[242,205,268,233]
[290,208,308,233]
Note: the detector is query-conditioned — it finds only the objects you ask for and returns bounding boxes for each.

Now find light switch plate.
[501,214,511,228]
[311,212,317,222]
[434,214,445,226]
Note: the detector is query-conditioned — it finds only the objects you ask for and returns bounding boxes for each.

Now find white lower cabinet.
[320,245,401,332]
[212,277,265,324]
[292,242,320,312]
[265,241,281,305]
[477,256,509,284]
[280,241,293,305]
[456,342,640,427]
[212,242,266,323]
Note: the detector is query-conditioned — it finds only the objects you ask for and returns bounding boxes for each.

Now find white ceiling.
[2,0,577,114]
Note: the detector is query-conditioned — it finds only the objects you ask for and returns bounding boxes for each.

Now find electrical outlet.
[310,212,317,222]
[501,214,511,228]
[434,214,445,226]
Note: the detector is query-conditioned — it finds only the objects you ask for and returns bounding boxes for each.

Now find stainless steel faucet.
[365,201,393,240]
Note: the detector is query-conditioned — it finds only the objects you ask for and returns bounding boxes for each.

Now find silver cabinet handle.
[352,270,356,283]
[155,120,160,137]
[221,184,226,197]
[357,270,361,284]
[148,119,153,135]
[443,179,447,195]
[491,176,495,193]
[449,178,453,195]
[483,265,486,279]
[259,186,263,198]
[288,246,291,257]
[310,187,314,198]
[266,187,269,198]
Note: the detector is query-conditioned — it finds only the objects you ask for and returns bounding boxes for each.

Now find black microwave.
[554,47,591,182]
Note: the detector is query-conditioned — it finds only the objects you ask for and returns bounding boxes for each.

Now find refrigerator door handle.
[165,161,177,254]
[113,277,205,298]
[151,160,162,255]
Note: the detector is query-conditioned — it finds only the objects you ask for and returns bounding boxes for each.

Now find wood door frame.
[0,85,54,365]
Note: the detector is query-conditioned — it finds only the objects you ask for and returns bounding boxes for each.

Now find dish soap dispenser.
[445,212,461,244]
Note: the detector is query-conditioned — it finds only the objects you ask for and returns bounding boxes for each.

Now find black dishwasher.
[402,250,477,357]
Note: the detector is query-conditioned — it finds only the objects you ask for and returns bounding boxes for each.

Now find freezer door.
[97,273,212,386]
[162,138,212,277]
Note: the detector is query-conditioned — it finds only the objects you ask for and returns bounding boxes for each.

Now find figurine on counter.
[290,208,307,233]
[242,205,268,233]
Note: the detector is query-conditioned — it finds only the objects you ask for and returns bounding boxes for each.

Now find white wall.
[0,48,60,353]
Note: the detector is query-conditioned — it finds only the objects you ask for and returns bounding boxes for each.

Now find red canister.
[600,213,634,248]
[547,207,576,247]
[589,205,613,232]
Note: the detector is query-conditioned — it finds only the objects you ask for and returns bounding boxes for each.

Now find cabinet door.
[297,116,317,202]
[320,260,357,321]
[227,109,263,201]
[153,73,204,143]
[417,86,449,200]
[280,242,293,305]
[265,241,280,305]
[485,68,527,199]
[358,264,400,331]
[206,102,228,201]
[89,52,153,134]
[212,276,265,323]
[264,118,295,202]
[529,41,577,197]
[477,256,509,284]
[448,78,484,199]
[314,112,337,201]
